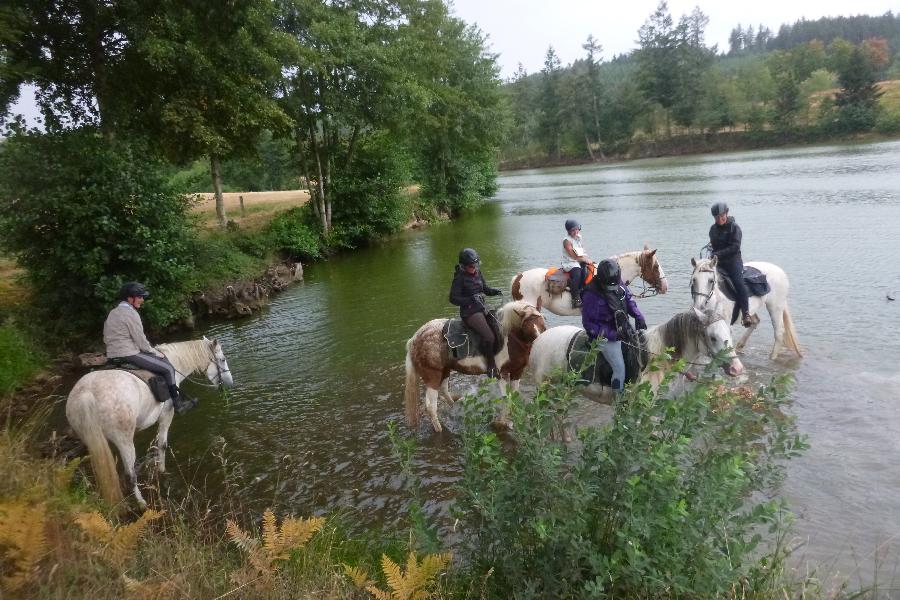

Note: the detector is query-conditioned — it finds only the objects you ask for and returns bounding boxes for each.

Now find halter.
[690,264,718,307]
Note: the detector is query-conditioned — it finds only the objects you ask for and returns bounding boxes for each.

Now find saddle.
[717,265,770,324]
[544,264,596,296]
[565,330,648,388]
[442,311,504,360]
[99,359,172,403]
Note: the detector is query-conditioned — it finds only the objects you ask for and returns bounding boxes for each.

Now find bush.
[0,128,196,335]
[0,321,44,396]
[875,110,900,134]
[267,208,323,260]
[452,361,807,598]
[420,149,498,216]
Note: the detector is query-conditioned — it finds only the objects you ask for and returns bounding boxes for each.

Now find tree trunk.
[584,132,596,161]
[210,155,227,228]
[308,123,328,233]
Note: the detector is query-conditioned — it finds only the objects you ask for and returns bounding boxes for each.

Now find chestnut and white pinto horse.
[529,307,744,402]
[404,301,546,432]
[66,337,233,508]
[690,257,802,360]
[510,246,669,316]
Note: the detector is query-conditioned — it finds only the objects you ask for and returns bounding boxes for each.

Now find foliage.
[452,358,807,598]
[266,208,324,260]
[0,320,44,396]
[0,128,195,335]
[0,501,48,591]
[74,509,164,569]
[226,508,325,590]
[344,552,451,600]
[832,47,884,132]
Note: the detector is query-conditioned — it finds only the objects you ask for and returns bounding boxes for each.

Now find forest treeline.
[501,3,900,166]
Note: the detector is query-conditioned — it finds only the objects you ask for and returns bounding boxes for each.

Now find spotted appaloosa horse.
[66,337,233,508]
[404,300,545,432]
[510,246,668,316]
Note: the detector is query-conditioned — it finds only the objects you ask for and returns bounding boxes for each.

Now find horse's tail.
[511,273,524,301]
[67,390,123,506]
[782,304,803,358]
[404,338,420,428]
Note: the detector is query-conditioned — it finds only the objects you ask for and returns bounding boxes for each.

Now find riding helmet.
[596,259,620,289]
[458,248,480,266]
[710,202,729,217]
[565,219,581,232]
[119,281,149,300]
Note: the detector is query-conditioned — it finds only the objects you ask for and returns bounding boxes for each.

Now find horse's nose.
[659,279,669,294]
[724,358,744,377]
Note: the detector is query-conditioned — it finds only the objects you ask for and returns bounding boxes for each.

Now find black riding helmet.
[596,259,620,290]
[565,218,581,232]
[711,202,729,217]
[458,248,480,266]
[119,281,149,300]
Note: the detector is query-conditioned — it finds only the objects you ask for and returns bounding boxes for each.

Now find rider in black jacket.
[709,202,752,327]
[449,248,503,377]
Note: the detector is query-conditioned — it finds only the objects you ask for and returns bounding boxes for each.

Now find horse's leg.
[439,378,457,403]
[764,299,786,360]
[735,313,760,352]
[492,376,514,431]
[112,435,146,509]
[155,406,175,473]
[424,386,442,433]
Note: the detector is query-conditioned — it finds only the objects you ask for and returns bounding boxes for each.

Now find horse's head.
[694,306,743,377]
[640,244,668,294]
[203,336,234,388]
[690,256,720,312]
[500,301,546,342]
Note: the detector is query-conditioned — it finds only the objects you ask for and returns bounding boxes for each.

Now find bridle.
[618,251,666,299]
[162,343,230,389]
[691,265,717,307]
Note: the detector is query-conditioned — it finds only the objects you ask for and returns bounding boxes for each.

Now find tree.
[537,46,563,158]
[636,2,680,133]
[579,35,605,159]
[833,46,883,131]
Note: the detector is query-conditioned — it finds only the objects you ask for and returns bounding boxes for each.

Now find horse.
[65,337,234,508]
[404,301,546,433]
[529,307,744,403]
[510,246,669,316]
[690,257,802,360]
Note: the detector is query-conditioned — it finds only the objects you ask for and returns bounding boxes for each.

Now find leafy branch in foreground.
[344,551,451,600]
[453,357,808,598]
[74,509,164,569]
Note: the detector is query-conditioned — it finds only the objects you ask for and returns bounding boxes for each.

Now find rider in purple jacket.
[581,259,646,393]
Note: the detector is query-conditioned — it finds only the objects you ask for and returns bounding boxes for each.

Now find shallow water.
[144,140,900,587]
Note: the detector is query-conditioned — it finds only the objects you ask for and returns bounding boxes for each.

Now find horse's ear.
[691,257,697,267]
[649,249,657,258]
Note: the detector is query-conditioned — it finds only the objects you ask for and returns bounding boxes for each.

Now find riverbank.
[499,129,900,171]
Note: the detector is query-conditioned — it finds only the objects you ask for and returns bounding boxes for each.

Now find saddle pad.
[716,265,770,302]
[442,313,503,361]
[564,330,646,387]
[98,363,171,402]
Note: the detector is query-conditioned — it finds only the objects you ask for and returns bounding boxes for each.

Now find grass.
[191,189,310,232]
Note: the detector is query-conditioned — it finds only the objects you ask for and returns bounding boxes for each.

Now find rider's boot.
[170,385,198,415]
[571,291,583,309]
[741,312,753,328]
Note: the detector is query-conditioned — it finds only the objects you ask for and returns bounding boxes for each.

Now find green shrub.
[452,360,807,598]
[875,110,900,134]
[0,321,44,396]
[0,128,197,335]
[267,208,323,260]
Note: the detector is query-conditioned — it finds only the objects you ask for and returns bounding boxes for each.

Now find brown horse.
[404,300,546,432]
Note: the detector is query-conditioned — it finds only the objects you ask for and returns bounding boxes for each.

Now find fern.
[226,509,325,587]
[123,574,183,600]
[0,501,48,592]
[343,563,373,588]
[365,552,451,600]
[75,509,163,568]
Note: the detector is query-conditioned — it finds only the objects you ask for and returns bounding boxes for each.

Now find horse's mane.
[497,300,534,335]
[155,339,212,374]
[646,310,709,357]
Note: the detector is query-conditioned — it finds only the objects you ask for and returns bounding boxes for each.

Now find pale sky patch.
[448,0,899,78]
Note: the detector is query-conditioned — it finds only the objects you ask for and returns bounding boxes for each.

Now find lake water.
[167,140,900,589]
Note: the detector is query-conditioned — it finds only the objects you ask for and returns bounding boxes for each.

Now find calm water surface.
[168,141,900,586]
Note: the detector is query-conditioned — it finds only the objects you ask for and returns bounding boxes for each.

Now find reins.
[614,251,665,299]
[158,343,230,388]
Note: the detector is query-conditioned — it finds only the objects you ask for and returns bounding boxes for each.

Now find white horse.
[690,257,802,360]
[66,337,234,508]
[404,301,546,432]
[529,307,744,402]
[510,246,669,316]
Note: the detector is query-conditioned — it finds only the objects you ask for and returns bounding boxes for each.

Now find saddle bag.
[147,376,172,403]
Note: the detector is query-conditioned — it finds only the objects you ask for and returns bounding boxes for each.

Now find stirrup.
[741,314,753,328]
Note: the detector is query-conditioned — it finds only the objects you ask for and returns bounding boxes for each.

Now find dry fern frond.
[225,520,259,554]
[363,552,452,600]
[51,457,83,493]
[342,563,373,589]
[278,516,325,553]
[0,501,48,592]
[123,574,184,600]
[262,509,279,553]
[75,509,163,568]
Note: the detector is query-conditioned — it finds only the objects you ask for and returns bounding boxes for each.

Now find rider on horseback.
[581,259,647,394]
[103,282,196,414]
[449,248,503,378]
[562,219,591,308]
[709,202,752,328]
